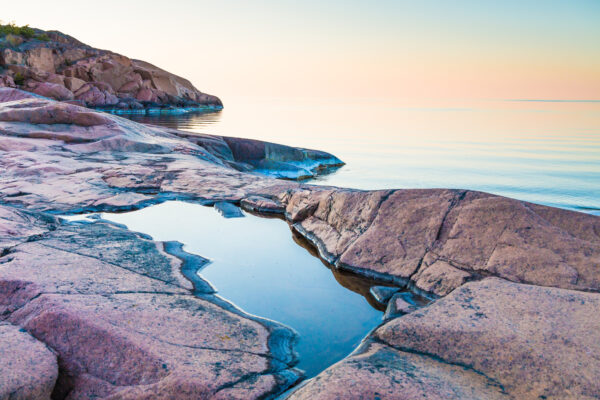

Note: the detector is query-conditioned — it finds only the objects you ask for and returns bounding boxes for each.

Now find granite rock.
[374,278,600,399]
[0,321,58,400]
[0,28,222,111]
[0,204,300,399]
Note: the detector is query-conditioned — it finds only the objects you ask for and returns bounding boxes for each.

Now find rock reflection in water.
[99,200,416,377]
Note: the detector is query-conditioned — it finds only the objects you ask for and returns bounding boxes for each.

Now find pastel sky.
[7,0,600,100]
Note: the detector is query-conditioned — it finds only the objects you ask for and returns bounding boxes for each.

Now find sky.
[6,0,600,100]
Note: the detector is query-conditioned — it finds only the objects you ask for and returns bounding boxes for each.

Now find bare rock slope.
[0,88,599,399]
[0,27,221,112]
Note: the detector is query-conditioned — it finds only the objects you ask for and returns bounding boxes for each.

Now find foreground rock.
[289,342,508,400]
[374,278,600,399]
[283,188,600,296]
[292,278,600,399]
[0,321,58,400]
[0,88,340,213]
[1,88,599,399]
[0,205,299,399]
[0,26,221,112]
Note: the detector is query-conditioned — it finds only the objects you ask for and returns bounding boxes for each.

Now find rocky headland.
[0,83,599,400]
[0,24,221,114]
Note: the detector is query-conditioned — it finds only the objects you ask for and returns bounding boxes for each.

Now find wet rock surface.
[0,88,599,399]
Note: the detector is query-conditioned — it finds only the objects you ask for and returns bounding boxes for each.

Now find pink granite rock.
[1,87,600,400]
[288,342,508,400]
[0,204,299,399]
[30,81,74,101]
[0,322,58,400]
[285,188,600,294]
[0,28,222,109]
[241,195,285,214]
[374,278,600,399]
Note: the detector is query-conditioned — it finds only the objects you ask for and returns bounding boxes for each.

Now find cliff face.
[0,28,222,112]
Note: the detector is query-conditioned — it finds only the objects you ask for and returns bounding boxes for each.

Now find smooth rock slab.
[8,292,295,399]
[375,278,600,399]
[0,204,299,399]
[0,322,58,400]
[284,188,600,294]
[288,342,508,400]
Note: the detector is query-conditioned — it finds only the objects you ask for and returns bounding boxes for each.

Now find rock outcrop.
[291,278,600,399]
[0,205,300,399]
[1,88,599,399]
[0,27,221,112]
[282,188,600,296]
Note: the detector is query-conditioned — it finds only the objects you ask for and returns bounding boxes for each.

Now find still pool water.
[124,97,600,215]
[97,201,396,378]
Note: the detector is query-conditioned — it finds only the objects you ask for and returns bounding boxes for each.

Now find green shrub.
[0,22,38,40]
[13,72,24,86]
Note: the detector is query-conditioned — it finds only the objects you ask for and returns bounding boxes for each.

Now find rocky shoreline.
[1,87,599,399]
[0,26,222,113]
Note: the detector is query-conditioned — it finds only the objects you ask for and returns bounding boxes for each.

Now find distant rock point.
[0,26,222,113]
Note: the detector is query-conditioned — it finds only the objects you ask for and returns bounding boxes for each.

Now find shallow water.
[97,201,397,378]
[125,97,600,215]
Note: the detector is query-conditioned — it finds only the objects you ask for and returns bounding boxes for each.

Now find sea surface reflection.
[122,97,600,216]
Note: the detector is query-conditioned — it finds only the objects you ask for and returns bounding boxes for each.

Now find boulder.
[0,74,15,88]
[241,195,286,214]
[75,82,119,106]
[64,76,86,92]
[369,285,399,304]
[31,82,74,101]
[383,291,419,319]
[0,48,25,65]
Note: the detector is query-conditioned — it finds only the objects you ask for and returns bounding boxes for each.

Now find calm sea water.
[126,97,600,215]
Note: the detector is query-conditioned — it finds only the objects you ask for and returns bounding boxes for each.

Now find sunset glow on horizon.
[8,0,600,101]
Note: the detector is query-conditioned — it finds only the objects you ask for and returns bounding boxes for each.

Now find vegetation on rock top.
[0,21,49,42]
